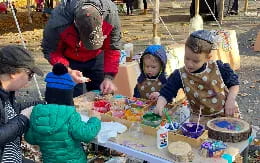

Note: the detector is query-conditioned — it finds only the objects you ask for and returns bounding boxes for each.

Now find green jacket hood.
[30,104,75,135]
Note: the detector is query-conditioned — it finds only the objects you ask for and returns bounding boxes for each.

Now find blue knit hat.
[143,45,167,66]
[44,63,76,106]
[141,44,167,72]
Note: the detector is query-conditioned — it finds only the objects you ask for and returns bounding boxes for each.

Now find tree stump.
[168,141,194,162]
[206,117,252,143]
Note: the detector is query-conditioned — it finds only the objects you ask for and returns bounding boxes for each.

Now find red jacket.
[49,22,120,74]
[42,0,121,76]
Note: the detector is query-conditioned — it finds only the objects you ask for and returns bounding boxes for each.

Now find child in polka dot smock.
[133,45,168,101]
[154,30,240,122]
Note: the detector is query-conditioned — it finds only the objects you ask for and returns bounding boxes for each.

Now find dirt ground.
[0,0,259,161]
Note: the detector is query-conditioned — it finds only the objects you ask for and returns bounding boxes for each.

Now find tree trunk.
[27,0,32,24]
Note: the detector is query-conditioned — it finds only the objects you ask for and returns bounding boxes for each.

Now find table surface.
[76,97,257,163]
[94,127,257,163]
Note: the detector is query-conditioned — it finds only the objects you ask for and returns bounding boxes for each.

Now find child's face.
[143,57,161,77]
[184,46,211,73]
[8,69,33,91]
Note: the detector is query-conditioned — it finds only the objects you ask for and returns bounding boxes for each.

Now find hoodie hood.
[138,45,167,83]
[29,104,75,135]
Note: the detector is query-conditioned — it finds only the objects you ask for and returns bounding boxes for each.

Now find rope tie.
[8,0,43,100]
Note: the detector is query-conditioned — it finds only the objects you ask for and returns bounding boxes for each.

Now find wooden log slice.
[206,117,252,143]
[168,141,194,162]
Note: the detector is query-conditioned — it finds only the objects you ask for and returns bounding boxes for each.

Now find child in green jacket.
[25,63,101,163]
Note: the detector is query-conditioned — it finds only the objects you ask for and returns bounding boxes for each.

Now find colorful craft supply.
[125,97,137,105]
[181,122,204,138]
[111,110,125,118]
[214,120,241,131]
[125,108,143,121]
[200,140,227,158]
[136,101,143,105]
[165,122,179,131]
[93,100,111,113]
[142,112,162,127]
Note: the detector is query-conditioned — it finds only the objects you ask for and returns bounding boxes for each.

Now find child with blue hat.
[154,30,240,122]
[25,63,101,163]
[44,63,76,106]
[133,45,168,100]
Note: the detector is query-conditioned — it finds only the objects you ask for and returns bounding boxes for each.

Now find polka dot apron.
[137,79,163,99]
[180,61,227,116]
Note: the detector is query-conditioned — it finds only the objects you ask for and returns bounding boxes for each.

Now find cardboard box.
[113,61,140,97]
[101,113,208,148]
[211,30,240,70]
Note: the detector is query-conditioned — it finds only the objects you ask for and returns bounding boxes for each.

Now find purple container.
[181,122,204,139]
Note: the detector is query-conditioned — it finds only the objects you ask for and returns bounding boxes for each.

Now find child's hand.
[154,106,164,116]
[225,85,240,117]
[224,98,238,117]
[153,96,168,116]
[149,92,160,101]
[88,109,101,120]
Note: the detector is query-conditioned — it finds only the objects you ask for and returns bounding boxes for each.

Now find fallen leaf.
[242,80,249,84]
[238,93,250,97]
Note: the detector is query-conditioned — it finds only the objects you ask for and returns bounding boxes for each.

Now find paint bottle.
[179,100,190,123]
[157,121,168,149]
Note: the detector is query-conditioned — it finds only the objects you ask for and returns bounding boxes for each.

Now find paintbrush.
[163,108,174,129]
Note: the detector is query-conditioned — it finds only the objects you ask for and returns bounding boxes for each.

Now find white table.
[93,127,257,163]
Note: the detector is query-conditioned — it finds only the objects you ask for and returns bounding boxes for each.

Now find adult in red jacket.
[42,0,121,97]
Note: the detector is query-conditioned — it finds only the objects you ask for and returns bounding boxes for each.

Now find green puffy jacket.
[25,104,101,163]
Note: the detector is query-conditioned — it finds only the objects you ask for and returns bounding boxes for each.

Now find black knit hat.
[44,63,76,106]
